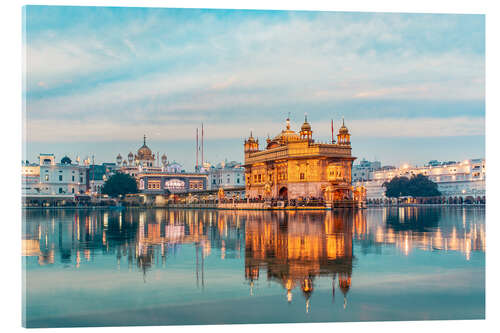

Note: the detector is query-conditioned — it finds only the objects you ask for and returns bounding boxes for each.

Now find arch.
[458,197,463,204]
[278,187,288,200]
[465,196,474,204]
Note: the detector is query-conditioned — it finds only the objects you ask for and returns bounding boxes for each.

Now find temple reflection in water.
[244,211,356,311]
[23,207,485,312]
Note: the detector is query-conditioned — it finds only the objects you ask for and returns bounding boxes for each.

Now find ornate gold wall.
[243,117,356,200]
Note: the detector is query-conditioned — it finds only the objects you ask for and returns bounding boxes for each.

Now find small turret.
[300,113,313,141]
[337,117,351,145]
[244,131,259,153]
[116,153,122,166]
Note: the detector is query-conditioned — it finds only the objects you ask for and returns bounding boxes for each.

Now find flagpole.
[196,128,199,171]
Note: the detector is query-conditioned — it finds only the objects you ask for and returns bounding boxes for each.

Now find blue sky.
[23,6,485,169]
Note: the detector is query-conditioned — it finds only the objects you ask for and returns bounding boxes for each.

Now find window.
[59,175,63,181]
[80,177,83,183]
[227,178,230,183]
[59,188,63,193]
[300,173,305,180]
[148,180,161,189]
[72,188,74,193]
[45,175,49,181]
[237,178,240,184]
[72,176,75,181]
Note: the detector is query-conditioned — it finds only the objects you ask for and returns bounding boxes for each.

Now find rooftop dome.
[61,156,72,165]
[338,117,349,135]
[275,129,300,142]
[301,114,311,131]
[137,135,154,160]
[247,131,256,143]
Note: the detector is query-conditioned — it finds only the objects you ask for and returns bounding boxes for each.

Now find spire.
[304,112,308,123]
[286,112,291,130]
[342,116,345,127]
[143,134,146,146]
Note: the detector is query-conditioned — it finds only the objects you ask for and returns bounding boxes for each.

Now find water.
[22,207,485,328]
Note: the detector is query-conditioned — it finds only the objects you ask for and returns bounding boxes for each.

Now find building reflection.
[356,207,485,260]
[244,211,355,311]
[23,206,485,308]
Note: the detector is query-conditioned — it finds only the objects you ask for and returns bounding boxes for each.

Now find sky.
[23,6,485,170]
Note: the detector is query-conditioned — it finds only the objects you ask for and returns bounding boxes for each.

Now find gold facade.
[244,116,356,200]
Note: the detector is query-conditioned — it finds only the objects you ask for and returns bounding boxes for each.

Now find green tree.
[102,173,138,197]
[383,174,441,198]
[383,176,410,198]
[407,174,441,197]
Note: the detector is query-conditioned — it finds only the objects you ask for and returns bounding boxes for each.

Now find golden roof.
[137,135,154,160]
[274,129,301,142]
[301,114,311,131]
[339,118,349,135]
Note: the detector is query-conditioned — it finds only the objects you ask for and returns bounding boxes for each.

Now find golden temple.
[244,115,363,202]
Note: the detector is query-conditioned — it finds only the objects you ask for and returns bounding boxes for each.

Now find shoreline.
[22,203,485,210]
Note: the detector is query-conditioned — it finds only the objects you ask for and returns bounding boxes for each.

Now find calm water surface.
[22,207,485,327]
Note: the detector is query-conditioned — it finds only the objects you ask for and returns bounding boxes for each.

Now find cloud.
[26,116,484,143]
[23,7,485,165]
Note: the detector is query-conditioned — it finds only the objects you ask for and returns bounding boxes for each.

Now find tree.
[102,173,138,197]
[407,174,441,197]
[383,176,410,198]
[383,174,441,198]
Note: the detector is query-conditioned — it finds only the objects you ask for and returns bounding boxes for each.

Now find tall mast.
[196,128,199,171]
[331,119,334,143]
[201,123,204,168]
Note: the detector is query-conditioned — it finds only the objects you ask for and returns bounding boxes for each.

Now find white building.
[115,135,185,177]
[207,161,245,190]
[37,154,89,195]
[21,162,41,195]
[352,158,382,182]
[354,158,485,203]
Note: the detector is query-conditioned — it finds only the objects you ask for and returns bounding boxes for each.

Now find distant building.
[21,162,41,195]
[207,160,245,190]
[138,172,208,195]
[115,136,207,194]
[115,135,188,176]
[352,158,381,182]
[354,158,485,203]
[88,163,117,194]
[35,154,89,195]
[115,135,167,177]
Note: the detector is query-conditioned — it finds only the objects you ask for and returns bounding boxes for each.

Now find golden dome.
[301,122,311,131]
[247,132,256,143]
[301,114,311,131]
[137,135,154,160]
[338,117,349,135]
[274,129,300,142]
[138,145,152,156]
